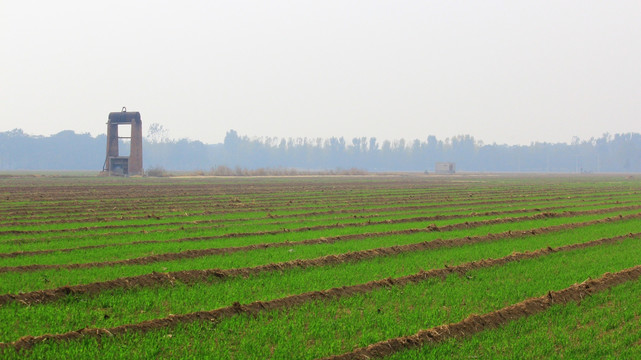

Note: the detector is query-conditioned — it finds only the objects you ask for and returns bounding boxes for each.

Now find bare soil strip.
[1,234,639,351]
[321,266,641,360]
[1,218,638,306]
[1,208,639,274]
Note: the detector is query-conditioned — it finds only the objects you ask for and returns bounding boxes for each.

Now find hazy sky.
[1,1,639,145]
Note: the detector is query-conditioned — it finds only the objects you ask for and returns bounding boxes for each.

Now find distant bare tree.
[147,123,169,143]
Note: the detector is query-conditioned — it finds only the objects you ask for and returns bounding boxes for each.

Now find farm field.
[0,174,640,359]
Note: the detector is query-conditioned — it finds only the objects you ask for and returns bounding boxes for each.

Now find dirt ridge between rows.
[1,215,638,307]
[0,203,589,258]
[1,233,639,350]
[2,206,640,274]
[321,266,641,360]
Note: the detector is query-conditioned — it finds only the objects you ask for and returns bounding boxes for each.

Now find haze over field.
[1,1,639,146]
[2,129,640,172]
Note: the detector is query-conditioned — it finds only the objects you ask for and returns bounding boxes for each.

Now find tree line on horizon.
[0,128,639,173]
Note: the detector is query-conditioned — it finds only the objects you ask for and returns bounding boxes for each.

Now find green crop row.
[3,226,640,359]
[2,176,640,359]
[1,211,639,294]
[3,194,630,252]
[1,196,575,249]
[4,199,639,266]
[1,217,639,343]
[0,190,641,252]
[2,183,637,232]
[387,276,641,359]
[0,191,636,252]
[1,204,616,267]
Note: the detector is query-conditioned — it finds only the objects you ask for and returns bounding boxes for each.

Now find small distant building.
[102,107,143,176]
[435,162,456,174]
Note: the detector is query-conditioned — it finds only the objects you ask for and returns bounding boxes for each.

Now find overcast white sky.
[1,1,639,145]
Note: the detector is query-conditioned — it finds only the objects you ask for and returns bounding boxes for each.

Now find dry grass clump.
[146,166,168,177]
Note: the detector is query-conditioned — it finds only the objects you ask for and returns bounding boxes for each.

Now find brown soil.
[1,206,639,273]
[2,235,640,351]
